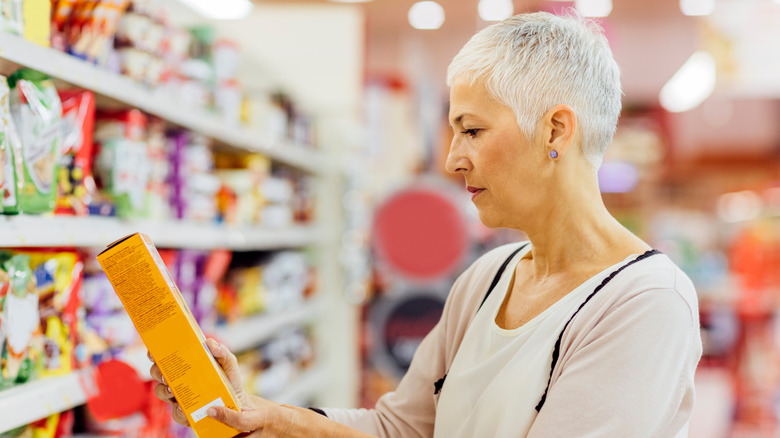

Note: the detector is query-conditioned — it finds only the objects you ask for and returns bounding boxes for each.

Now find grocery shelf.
[214,299,324,353]
[0,368,96,433]
[0,33,324,174]
[267,365,328,406]
[0,215,321,250]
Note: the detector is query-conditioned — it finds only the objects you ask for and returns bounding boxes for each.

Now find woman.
[151,11,701,437]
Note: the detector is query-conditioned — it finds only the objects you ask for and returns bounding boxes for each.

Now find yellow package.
[23,0,51,47]
[97,233,241,438]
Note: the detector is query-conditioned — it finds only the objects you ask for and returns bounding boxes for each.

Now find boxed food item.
[97,233,241,438]
[22,0,50,47]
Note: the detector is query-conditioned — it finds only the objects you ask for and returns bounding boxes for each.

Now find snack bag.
[56,90,96,215]
[1,254,41,387]
[0,75,24,215]
[8,69,63,214]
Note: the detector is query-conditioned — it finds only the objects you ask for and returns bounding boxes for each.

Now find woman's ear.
[540,104,578,159]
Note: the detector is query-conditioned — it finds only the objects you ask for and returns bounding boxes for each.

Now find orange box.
[97,233,241,438]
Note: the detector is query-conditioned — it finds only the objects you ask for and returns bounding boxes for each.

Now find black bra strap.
[478,243,529,312]
[534,249,661,412]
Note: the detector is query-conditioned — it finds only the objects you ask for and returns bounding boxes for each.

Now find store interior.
[0,0,778,437]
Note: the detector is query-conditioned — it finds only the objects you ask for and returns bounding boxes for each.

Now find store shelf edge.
[0,368,96,433]
[0,215,322,250]
[0,33,325,174]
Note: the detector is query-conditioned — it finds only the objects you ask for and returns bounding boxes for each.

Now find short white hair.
[447,11,621,168]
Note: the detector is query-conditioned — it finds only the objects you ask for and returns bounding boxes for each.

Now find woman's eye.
[461,129,480,137]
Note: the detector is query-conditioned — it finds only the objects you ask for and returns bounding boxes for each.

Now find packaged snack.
[7,69,63,214]
[22,0,50,47]
[56,90,96,215]
[0,75,24,215]
[1,254,41,387]
[93,110,149,218]
[69,0,130,63]
[97,233,242,438]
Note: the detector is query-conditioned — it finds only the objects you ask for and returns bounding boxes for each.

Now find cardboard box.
[97,233,241,438]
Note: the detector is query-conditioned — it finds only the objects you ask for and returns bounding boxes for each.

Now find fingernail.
[161,376,166,385]
[167,386,172,394]
[208,407,217,417]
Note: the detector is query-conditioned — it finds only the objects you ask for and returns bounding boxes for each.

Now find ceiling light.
[408,1,445,30]
[177,0,252,19]
[659,51,716,113]
[680,0,715,16]
[478,0,514,21]
[575,0,612,17]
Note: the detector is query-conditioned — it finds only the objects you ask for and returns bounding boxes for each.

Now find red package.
[56,90,96,215]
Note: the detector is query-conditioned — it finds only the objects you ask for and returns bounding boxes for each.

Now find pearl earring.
[549,150,558,159]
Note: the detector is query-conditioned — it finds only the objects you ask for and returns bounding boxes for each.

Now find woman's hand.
[148,338,251,426]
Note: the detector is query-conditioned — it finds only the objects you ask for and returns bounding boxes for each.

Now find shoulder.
[605,252,699,323]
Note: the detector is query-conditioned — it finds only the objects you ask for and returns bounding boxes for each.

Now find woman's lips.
[467,186,485,201]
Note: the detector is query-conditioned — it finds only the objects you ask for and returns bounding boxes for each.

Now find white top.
[324,242,702,438]
[434,246,646,438]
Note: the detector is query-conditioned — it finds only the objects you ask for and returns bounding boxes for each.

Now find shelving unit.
[214,299,324,353]
[0,33,328,174]
[267,365,328,406]
[0,215,322,250]
[0,369,96,433]
[0,19,349,434]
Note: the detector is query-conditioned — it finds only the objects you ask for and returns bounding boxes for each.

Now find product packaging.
[93,109,149,218]
[7,69,63,214]
[0,254,41,388]
[22,0,50,47]
[97,233,242,438]
[56,90,96,215]
[0,75,24,215]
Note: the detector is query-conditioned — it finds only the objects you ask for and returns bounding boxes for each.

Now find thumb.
[208,406,263,432]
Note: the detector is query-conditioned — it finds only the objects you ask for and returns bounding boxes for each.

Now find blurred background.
[0,0,777,437]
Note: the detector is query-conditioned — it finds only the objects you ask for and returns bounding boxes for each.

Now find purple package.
[175,249,208,323]
[166,131,189,220]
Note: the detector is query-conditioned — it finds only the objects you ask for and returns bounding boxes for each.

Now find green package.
[7,69,63,214]
[0,254,39,388]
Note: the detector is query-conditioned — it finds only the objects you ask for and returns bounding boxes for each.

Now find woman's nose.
[445,139,471,174]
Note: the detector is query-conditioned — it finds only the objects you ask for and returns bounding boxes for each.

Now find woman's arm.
[151,338,377,436]
[527,287,701,437]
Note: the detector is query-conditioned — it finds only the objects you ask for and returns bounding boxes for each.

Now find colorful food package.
[22,0,50,47]
[56,90,96,215]
[144,118,172,221]
[69,0,130,63]
[21,251,85,378]
[168,132,219,222]
[0,254,41,388]
[0,75,24,215]
[7,69,63,214]
[93,109,149,218]
[97,233,242,438]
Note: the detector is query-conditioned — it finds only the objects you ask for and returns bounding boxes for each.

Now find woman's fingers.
[149,363,166,385]
[154,381,176,402]
[171,403,190,426]
[208,406,268,433]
